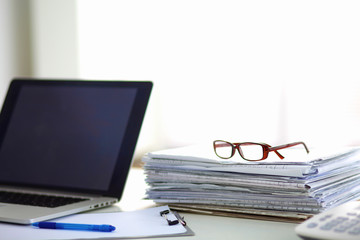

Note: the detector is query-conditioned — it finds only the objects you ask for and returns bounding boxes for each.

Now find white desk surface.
[112,168,303,240]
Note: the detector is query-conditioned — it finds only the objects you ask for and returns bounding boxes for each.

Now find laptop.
[0,78,152,224]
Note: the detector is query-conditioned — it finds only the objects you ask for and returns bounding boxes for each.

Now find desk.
[114,168,302,240]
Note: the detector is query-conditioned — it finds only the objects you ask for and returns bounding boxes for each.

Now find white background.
[2,0,360,159]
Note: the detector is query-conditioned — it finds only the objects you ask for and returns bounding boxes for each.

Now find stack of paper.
[142,144,360,222]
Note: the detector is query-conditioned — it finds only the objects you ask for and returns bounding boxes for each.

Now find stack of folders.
[142,144,360,222]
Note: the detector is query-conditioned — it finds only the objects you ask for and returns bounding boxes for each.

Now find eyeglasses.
[213,140,309,161]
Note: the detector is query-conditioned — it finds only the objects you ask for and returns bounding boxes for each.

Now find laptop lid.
[0,79,152,200]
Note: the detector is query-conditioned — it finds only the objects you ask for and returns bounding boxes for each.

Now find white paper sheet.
[0,206,189,240]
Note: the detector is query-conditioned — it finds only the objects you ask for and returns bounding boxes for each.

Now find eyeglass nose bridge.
[233,143,244,159]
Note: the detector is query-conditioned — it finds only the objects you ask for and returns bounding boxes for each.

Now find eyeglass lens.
[214,141,233,159]
[239,144,264,161]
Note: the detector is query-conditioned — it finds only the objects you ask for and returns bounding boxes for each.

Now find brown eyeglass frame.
[213,140,310,161]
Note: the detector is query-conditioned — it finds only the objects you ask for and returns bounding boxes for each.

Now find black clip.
[173,211,187,226]
[160,209,180,226]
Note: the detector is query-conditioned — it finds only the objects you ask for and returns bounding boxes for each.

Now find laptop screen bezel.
[0,78,152,200]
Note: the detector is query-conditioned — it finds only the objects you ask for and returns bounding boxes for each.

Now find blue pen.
[32,222,116,232]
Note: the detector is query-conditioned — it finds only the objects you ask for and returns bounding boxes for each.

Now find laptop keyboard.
[0,190,89,208]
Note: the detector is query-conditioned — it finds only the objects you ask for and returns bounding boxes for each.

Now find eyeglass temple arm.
[269,142,310,154]
[272,150,285,159]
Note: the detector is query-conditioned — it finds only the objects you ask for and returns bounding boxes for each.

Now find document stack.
[142,144,360,222]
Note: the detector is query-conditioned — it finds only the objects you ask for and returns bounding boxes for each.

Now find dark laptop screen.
[0,80,152,196]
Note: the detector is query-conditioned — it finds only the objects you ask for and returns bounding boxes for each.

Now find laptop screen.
[0,79,152,197]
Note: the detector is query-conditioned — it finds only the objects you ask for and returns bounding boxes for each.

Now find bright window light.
[76,0,360,153]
